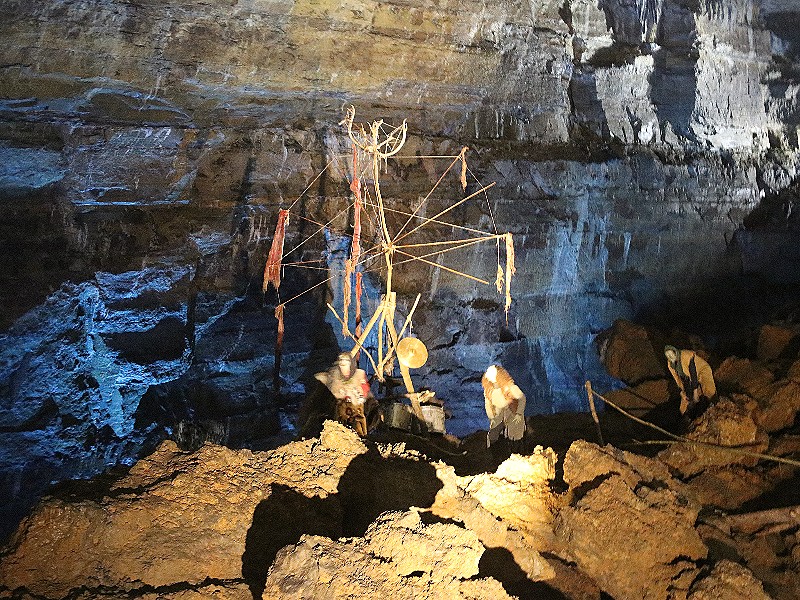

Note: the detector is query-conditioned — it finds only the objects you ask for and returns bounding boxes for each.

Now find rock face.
[3,414,794,600]
[0,421,555,599]
[2,0,800,543]
[555,441,708,600]
[263,513,513,600]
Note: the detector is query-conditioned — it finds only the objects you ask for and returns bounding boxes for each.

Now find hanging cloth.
[504,233,516,320]
[263,209,289,292]
[343,147,363,335]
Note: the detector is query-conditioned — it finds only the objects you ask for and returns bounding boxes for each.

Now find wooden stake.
[585,380,604,446]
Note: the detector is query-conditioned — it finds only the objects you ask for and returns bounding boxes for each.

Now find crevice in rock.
[566,473,615,505]
[60,577,248,600]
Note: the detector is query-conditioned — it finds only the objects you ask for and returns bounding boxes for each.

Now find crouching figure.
[482,364,526,449]
[664,345,717,420]
[315,352,374,436]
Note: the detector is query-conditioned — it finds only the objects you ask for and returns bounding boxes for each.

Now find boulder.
[714,358,775,399]
[757,324,799,362]
[688,560,771,600]
[787,359,800,383]
[263,511,513,600]
[603,378,671,416]
[596,320,666,385]
[754,380,800,432]
[430,450,558,583]
[682,465,775,510]
[0,421,367,598]
[658,398,769,478]
[554,441,706,600]
[464,450,557,535]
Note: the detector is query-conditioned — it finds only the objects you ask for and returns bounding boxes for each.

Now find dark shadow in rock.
[337,446,444,537]
[479,547,570,600]
[104,316,187,363]
[242,483,342,600]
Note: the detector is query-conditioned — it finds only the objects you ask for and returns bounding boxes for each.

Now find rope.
[278,276,333,305]
[394,249,490,284]
[394,236,502,266]
[394,149,465,240]
[587,382,800,469]
[281,200,355,259]
[361,200,494,237]
[288,157,335,212]
[394,182,497,244]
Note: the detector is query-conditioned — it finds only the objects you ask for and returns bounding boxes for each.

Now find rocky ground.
[3,319,800,599]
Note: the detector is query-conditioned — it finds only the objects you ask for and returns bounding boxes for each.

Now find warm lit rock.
[757,324,800,362]
[657,398,769,478]
[715,358,776,399]
[604,378,671,416]
[555,440,706,600]
[596,320,667,386]
[430,451,557,582]
[688,560,771,600]
[754,380,800,433]
[263,516,513,600]
[682,465,775,511]
[464,449,557,534]
[0,422,365,597]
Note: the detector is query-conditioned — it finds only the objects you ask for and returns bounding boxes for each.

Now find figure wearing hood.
[664,345,716,418]
[482,364,526,448]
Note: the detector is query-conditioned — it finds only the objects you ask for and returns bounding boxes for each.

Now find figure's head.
[482,365,514,399]
[664,345,678,363]
[337,352,353,377]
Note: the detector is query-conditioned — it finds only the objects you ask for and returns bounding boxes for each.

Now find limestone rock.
[658,398,769,478]
[757,324,800,362]
[0,421,366,598]
[555,440,706,600]
[464,449,557,534]
[430,451,557,583]
[596,320,666,385]
[754,380,800,432]
[689,560,771,600]
[787,359,800,383]
[562,439,682,494]
[603,378,671,416]
[715,358,775,399]
[682,465,775,511]
[263,516,513,600]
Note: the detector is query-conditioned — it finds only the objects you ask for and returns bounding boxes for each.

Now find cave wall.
[2,0,800,540]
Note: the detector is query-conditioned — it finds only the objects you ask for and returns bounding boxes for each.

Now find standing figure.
[664,345,716,419]
[482,365,526,449]
[315,353,374,436]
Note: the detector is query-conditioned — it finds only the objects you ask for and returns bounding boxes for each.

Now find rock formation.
[2,0,800,563]
[6,382,800,600]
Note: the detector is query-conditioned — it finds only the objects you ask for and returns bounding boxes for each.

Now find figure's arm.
[507,384,526,415]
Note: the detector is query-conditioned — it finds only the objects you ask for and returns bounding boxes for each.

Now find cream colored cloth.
[485,383,526,444]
